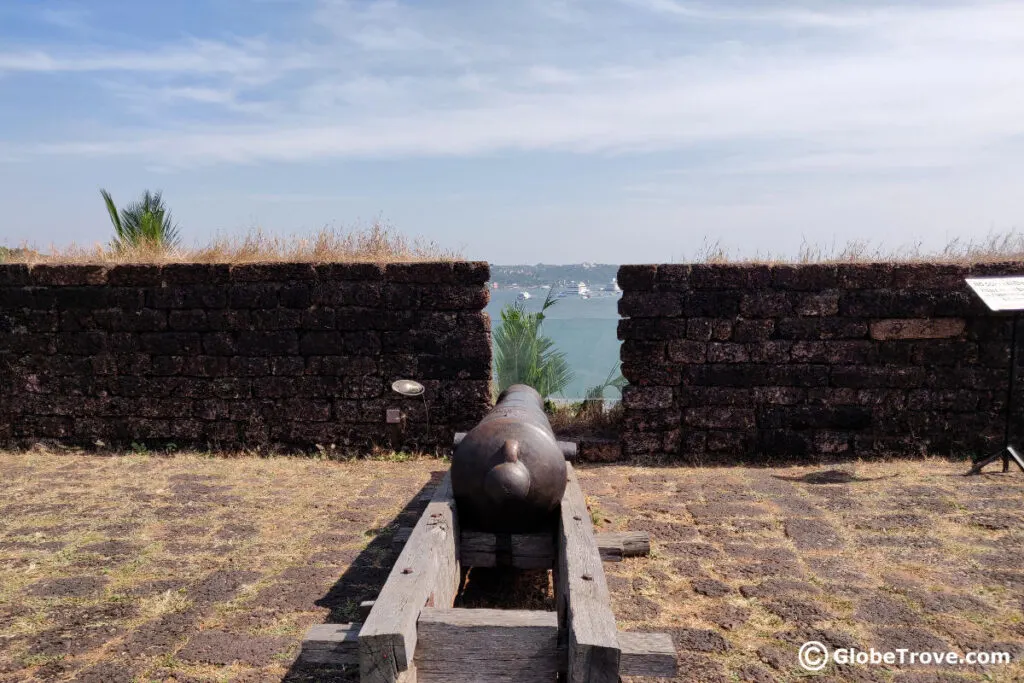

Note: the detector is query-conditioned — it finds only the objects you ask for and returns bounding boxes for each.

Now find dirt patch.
[784,518,843,550]
[613,593,661,622]
[122,610,196,656]
[79,539,139,560]
[856,534,943,550]
[177,628,292,666]
[773,496,823,517]
[702,604,750,630]
[665,542,721,560]
[118,579,188,598]
[872,626,950,652]
[213,523,259,541]
[964,513,1023,531]
[686,502,771,522]
[739,578,821,599]
[691,577,731,597]
[762,597,834,626]
[854,513,928,531]
[188,569,261,609]
[776,627,858,650]
[26,575,107,598]
[71,660,138,683]
[670,627,731,653]
[626,518,699,542]
[854,592,919,625]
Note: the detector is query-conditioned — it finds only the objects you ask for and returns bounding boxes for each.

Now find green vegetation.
[493,289,574,399]
[581,362,627,416]
[100,188,182,251]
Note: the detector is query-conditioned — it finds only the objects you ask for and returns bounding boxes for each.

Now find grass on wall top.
[689,232,1024,265]
[0,221,460,265]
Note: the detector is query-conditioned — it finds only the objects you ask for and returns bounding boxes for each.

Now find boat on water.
[516,291,532,301]
[602,278,622,294]
[578,281,591,298]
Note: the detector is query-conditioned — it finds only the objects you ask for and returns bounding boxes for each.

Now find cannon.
[451,384,568,533]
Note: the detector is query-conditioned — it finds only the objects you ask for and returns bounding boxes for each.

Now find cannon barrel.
[451,384,569,533]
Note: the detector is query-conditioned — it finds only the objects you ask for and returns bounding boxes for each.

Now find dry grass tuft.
[691,231,1024,264]
[547,401,624,439]
[0,219,459,265]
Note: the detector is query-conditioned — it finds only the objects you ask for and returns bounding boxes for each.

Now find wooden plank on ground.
[460,530,555,569]
[416,608,559,683]
[558,463,621,683]
[618,631,677,677]
[359,471,459,683]
[301,623,360,665]
[594,531,650,562]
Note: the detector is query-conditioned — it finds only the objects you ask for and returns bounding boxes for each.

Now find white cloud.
[5,0,1024,177]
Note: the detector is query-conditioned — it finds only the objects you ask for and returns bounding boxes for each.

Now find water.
[485,288,623,400]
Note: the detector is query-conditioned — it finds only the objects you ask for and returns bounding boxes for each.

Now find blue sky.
[2,0,1023,263]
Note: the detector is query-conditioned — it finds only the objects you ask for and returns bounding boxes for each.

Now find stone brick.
[687,319,713,341]
[620,341,667,364]
[452,261,490,284]
[689,265,771,290]
[105,265,163,286]
[617,318,688,341]
[740,291,793,318]
[30,264,107,286]
[775,318,869,340]
[836,264,894,289]
[617,265,658,290]
[747,341,792,363]
[620,360,681,386]
[161,264,230,285]
[831,366,927,389]
[869,319,966,340]
[707,343,748,363]
[733,319,774,342]
[234,331,300,356]
[0,264,31,286]
[315,263,385,281]
[618,291,682,317]
[230,263,316,282]
[711,320,733,341]
[655,264,691,284]
[796,291,840,316]
[622,385,674,409]
[667,340,707,363]
[771,265,838,290]
[680,291,742,317]
[685,407,755,429]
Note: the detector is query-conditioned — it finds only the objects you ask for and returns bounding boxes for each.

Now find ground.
[0,451,1021,682]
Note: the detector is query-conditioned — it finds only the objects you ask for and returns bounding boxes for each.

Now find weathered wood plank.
[359,472,459,683]
[618,631,677,677]
[300,623,360,665]
[416,608,559,683]
[594,531,650,562]
[459,530,555,569]
[558,463,621,683]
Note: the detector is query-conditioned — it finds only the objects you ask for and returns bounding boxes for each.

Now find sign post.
[964,277,1024,475]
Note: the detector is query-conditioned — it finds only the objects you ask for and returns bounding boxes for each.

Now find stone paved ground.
[0,452,1021,682]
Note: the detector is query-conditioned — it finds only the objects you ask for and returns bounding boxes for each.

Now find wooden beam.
[301,623,360,665]
[460,530,555,569]
[558,463,621,683]
[594,531,650,562]
[359,472,460,683]
[416,608,560,683]
[618,632,677,677]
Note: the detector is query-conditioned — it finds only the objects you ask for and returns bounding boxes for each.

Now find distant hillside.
[489,263,619,288]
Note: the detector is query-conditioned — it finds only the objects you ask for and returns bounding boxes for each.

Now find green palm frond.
[493,292,574,399]
[101,188,181,251]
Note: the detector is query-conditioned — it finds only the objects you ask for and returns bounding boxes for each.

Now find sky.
[2,0,1024,264]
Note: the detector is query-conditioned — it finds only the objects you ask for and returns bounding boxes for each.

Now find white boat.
[577,281,590,298]
[602,278,622,294]
[517,291,532,301]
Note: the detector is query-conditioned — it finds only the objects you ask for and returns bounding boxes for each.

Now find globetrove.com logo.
[798,641,1012,671]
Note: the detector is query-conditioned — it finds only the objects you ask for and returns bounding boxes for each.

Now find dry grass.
[691,231,1024,265]
[0,220,460,265]
[547,401,624,439]
[1,450,1021,682]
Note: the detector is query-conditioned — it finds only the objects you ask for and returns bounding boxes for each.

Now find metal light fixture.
[390,379,430,444]
[391,379,425,396]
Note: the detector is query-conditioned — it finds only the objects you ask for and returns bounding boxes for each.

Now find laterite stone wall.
[0,262,492,450]
[617,263,1021,463]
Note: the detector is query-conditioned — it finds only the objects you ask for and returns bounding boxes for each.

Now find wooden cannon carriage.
[299,463,678,682]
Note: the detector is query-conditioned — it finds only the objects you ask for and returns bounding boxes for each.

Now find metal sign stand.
[965,277,1024,475]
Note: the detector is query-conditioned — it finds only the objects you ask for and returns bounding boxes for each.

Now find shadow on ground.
[282,470,445,682]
